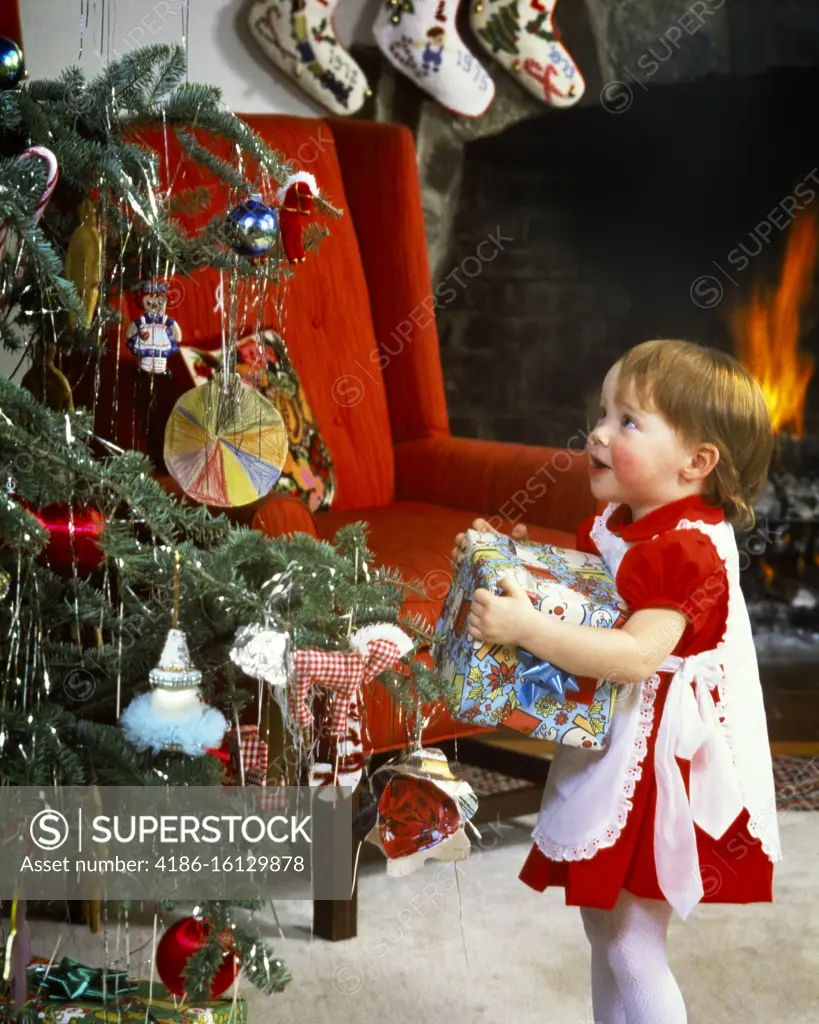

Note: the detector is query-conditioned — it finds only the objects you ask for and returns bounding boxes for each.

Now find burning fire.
[732,213,817,436]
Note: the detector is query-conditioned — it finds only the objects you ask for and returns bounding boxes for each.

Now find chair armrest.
[155,474,318,536]
[251,495,319,539]
[394,437,596,535]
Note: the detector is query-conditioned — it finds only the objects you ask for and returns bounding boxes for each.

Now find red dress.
[519,494,774,909]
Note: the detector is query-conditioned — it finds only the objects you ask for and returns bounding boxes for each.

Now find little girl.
[452,340,782,1024]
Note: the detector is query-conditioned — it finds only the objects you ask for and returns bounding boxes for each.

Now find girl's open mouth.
[589,455,610,471]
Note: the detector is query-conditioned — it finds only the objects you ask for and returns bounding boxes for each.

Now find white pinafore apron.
[532,503,782,919]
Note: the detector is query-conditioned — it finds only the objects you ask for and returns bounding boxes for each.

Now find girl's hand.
[450,520,531,568]
[468,573,534,645]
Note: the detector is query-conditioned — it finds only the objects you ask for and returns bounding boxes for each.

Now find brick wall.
[436,70,819,447]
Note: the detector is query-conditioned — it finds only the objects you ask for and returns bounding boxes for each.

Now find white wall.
[21,0,383,118]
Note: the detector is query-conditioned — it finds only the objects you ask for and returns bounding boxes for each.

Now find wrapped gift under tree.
[10,960,247,1024]
[436,530,631,749]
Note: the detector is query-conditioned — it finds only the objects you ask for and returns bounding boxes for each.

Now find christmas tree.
[0,43,446,1005]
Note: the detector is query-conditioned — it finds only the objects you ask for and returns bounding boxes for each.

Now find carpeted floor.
[27,808,819,1024]
[455,753,819,808]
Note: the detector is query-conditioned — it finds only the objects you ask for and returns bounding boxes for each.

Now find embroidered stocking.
[247,0,370,115]
[581,892,687,1024]
[469,0,585,107]
[373,0,496,117]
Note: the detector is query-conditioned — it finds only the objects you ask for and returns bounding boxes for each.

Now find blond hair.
[614,340,773,530]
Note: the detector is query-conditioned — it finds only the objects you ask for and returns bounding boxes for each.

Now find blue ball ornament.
[225,193,279,258]
[0,38,25,91]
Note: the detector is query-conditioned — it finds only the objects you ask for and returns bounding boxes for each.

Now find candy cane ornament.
[0,146,59,264]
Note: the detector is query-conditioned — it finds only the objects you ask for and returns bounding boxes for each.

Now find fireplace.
[435,66,819,710]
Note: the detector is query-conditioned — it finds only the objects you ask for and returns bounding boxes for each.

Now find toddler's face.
[586,362,697,512]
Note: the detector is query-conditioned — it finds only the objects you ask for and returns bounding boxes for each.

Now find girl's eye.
[622,414,636,428]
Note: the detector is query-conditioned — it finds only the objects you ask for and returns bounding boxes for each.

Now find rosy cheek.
[609,440,642,482]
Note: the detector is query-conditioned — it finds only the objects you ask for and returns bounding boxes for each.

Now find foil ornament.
[355,746,479,876]
[230,622,290,686]
[28,957,137,1001]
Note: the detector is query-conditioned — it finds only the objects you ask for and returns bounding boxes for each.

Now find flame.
[760,558,774,586]
[732,213,817,436]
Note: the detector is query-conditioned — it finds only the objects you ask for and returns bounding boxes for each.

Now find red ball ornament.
[156,917,240,999]
[34,503,105,576]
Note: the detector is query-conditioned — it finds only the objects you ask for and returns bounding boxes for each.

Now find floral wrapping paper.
[436,530,631,749]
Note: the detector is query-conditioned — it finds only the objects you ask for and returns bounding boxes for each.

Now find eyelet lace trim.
[532,673,660,861]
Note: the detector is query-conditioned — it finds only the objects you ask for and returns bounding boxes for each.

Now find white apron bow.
[653,650,744,919]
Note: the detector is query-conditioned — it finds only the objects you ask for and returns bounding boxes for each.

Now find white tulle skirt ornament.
[121,627,228,757]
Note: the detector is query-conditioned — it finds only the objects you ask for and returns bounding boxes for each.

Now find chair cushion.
[312,501,576,753]
[314,501,576,621]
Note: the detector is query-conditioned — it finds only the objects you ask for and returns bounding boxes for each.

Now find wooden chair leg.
[82,899,101,932]
[261,690,359,940]
[313,786,360,941]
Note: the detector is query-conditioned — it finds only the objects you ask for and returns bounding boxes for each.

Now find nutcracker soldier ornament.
[125,279,182,374]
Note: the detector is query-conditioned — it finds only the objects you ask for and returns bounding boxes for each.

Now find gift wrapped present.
[436,529,631,749]
[15,961,246,1024]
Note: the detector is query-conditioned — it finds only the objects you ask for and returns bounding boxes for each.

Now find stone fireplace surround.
[353,0,819,446]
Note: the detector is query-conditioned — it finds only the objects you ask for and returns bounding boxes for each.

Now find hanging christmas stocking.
[373,0,495,118]
[470,0,584,107]
[247,0,370,115]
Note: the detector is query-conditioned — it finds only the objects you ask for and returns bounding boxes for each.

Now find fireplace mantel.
[353,0,819,281]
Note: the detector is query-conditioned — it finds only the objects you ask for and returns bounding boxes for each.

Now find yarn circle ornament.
[225,194,279,258]
[156,917,240,999]
[0,38,25,90]
[164,374,288,507]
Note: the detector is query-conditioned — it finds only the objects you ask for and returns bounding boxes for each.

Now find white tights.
[580,891,687,1024]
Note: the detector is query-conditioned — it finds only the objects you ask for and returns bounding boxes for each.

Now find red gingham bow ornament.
[238,725,268,786]
[290,624,413,738]
[209,724,268,786]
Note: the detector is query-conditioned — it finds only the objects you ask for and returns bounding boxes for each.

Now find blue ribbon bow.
[516,648,580,704]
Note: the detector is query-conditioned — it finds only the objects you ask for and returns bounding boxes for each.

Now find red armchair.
[74,114,597,754]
